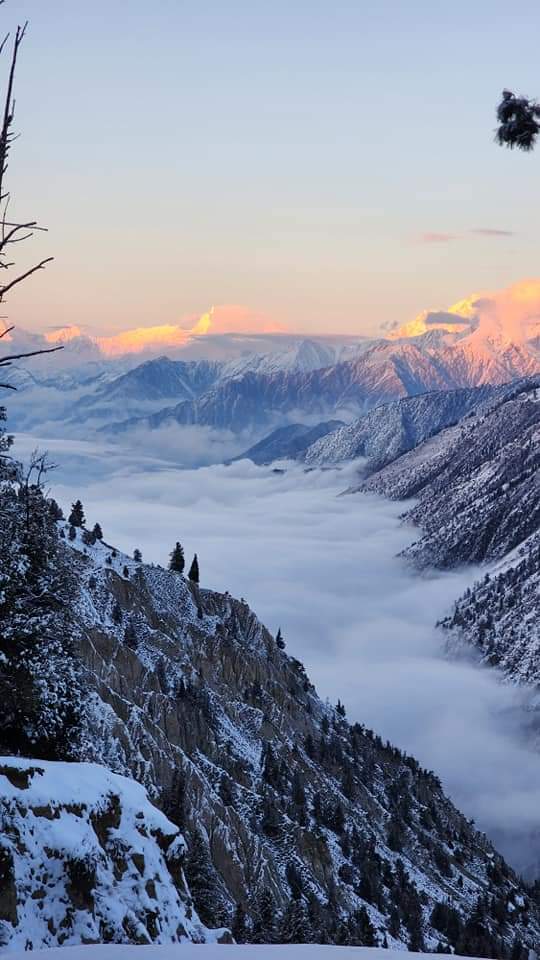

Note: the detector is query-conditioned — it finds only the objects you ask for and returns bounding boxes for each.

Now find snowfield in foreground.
[6,947,491,960]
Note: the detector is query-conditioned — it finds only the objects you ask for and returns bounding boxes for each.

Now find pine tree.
[124,619,138,649]
[275,627,285,649]
[188,553,200,583]
[0,474,85,759]
[68,499,85,527]
[282,898,311,944]
[48,499,63,520]
[111,601,123,625]
[218,773,235,806]
[231,902,248,943]
[133,548,142,562]
[92,522,103,540]
[496,90,540,151]
[251,888,277,944]
[169,541,185,573]
[184,828,224,928]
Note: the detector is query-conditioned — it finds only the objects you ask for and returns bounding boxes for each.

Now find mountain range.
[3,280,540,446]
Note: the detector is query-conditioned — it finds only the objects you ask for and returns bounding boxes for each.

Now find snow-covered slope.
[235,420,345,465]
[348,380,540,697]
[359,380,540,569]
[439,531,540,688]
[0,758,222,951]
[48,525,540,955]
[7,281,540,438]
[300,383,510,469]
[107,331,540,438]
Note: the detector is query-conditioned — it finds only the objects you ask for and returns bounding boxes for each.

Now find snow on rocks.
[0,758,226,951]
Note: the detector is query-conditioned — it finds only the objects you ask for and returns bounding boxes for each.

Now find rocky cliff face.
[61,527,540,954]
[0,758,221,951]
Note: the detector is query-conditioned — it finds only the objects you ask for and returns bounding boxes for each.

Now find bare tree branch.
[0,344,63,365]
[0,256,53,296]
[0,15,61,392]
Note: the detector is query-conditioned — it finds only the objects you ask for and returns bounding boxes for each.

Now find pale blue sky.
[4,0,540,334]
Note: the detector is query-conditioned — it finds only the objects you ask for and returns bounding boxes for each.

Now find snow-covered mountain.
[234,420,345,465]
[348,379,540,699]
[300,378,539,470]
[359,379,540,569]
[37,522,537,955]
[105,283,540,437]
[5,279,540,441]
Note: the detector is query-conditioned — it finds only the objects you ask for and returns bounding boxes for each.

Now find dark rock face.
[62,533,540,953]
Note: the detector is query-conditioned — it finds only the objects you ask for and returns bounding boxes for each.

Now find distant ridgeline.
[0,402,539,955]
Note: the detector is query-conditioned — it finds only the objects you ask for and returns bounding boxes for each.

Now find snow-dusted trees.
[496,90,540,151]
[184,827,225,927]
[68,499,85,527]
[168,541,185,574]
[0,450,85,758]
[188,553,200,584]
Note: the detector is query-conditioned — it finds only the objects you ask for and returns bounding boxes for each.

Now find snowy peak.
[390,279,540,357]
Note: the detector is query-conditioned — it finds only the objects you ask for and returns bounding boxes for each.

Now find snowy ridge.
[300,383,506,469]
[358,380,540,568]
[0,758,224,951]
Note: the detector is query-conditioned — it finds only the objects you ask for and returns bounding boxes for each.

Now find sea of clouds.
[13,432,540,877]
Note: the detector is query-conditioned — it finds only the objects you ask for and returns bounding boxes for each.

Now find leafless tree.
[0,7,62,390]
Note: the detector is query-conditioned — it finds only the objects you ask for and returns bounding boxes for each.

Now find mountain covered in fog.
[2,409,539,954]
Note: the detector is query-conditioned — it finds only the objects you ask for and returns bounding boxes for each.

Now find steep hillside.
[359,381,540,569]
[301,384,507,469]
[57,526,540,955]
[0,758,221,950]
[439,532,540,688]
[235,420,344,465]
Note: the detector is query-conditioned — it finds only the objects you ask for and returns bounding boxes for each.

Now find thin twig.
[0,344,63,364]
[0,256,53,296]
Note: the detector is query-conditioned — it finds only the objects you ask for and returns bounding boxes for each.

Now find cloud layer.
[14,434,540,876]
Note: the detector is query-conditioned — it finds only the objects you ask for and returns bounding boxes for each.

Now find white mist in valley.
[16,432,540,876]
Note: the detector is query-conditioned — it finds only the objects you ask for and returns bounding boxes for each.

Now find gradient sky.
[4,0,540,336]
